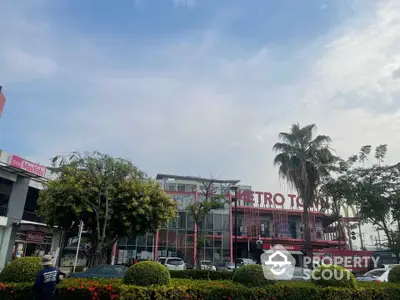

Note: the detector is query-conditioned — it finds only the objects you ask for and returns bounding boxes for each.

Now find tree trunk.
[196,230,202,269]
[196,245,201,269]
[56,229,69,268]
[302,205,313,269]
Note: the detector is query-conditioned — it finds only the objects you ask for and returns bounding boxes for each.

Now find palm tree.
[273,124,337,266]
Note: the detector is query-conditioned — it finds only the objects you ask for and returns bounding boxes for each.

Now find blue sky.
[1,0,400,201]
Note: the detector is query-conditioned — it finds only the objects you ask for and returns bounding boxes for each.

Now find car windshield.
[202,261,211,266]
[364,270,386,277]
[158,258,166,264]
[167,259,184,266]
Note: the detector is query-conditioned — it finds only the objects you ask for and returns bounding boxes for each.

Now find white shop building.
[0,149,60,270]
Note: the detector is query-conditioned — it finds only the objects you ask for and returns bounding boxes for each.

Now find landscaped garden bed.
[1,278,400,299]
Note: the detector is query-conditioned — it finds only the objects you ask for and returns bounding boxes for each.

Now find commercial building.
[116,174,344,266]
[0,149,60,270]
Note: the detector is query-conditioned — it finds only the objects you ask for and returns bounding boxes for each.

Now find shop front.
[13,224,54,258]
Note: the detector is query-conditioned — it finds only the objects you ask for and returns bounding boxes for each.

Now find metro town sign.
[237,189,326,209]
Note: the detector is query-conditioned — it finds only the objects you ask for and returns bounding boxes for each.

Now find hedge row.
[169,269,233,280]
[2,279,400,300]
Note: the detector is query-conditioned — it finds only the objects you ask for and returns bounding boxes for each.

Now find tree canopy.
[273,123,337,262]
[186,176,226,268]
[38,151,177,266]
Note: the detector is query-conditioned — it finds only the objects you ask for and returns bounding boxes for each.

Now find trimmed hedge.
[311,265,357,289]
[169,269,233,280]
[232,264,275,287]
[389,265,400,283]
[0,256,42,283]
[123,261,170,286]
[2,279,400,300]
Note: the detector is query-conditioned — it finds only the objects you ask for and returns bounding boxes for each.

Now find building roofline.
[156,173,240,185]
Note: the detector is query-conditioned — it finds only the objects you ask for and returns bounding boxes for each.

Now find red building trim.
[193,191,198,266]
[229,193,233,263]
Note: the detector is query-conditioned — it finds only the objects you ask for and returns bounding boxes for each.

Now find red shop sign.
[26,232,45,243]
[262,244,301,251]
[9,155,47,177]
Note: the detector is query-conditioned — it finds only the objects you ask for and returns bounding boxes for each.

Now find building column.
[0,224,17,270]
[7,176,30,223]
[0,176,30,269]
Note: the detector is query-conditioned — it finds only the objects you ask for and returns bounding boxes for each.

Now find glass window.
[166,258,184,265]
[213,214,222,230]
[166,184,176,191]
[178,212,186,228]
[112,266,127,274]
[177,184,186,192]
[187,214,195,229]
[158,258,166,264]
[205,214,213,230]
[365,270,386,277]
[137,235,146,246]
[96,266,115,274]
[185,185,197,192]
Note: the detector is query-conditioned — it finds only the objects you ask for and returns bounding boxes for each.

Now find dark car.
[69,265,127,279]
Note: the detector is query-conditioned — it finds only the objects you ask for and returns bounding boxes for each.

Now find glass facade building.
[115,174,343,266]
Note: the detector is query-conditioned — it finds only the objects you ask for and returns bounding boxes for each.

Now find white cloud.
[1,0,399,250]
[2,0,400,246]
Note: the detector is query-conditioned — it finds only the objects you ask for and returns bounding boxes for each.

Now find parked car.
[291,267,310,281]
[69,265,127,279]
[355,268,389,282]
[220,262,236,271]
[236,258,255,267]
[158,257,186,271]
[201,260,216,271]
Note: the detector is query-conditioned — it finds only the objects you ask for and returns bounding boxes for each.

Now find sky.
[1,0,400,248]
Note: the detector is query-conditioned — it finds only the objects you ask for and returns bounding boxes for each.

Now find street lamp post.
[73,221,84,273]
[230,186,238,270]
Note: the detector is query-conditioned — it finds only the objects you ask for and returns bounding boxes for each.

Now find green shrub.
[311,265,357,289]
[232,264,275,287]
[169,269,233,280]
[1,278,400,300]
[123,261,170,286]
[389,265,400,283]
[0,256,42,283]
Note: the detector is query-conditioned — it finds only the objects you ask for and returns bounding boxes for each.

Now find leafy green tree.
[340,145,400,260]
[38,151,177,266]
[186,177,226,269]
[273,124,337,262]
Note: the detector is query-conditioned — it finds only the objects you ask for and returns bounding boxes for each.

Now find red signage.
[237,190,326,209]
[26,231,44,243]
[0,87,5,119]
[10,155,47,177]
[262,244,301,251]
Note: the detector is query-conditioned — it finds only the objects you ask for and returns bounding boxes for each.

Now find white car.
[356,268,390,283]
[201,260,216,271]
[158,257,186,271]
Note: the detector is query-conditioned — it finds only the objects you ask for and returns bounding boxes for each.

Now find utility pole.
[73,221,84,273]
